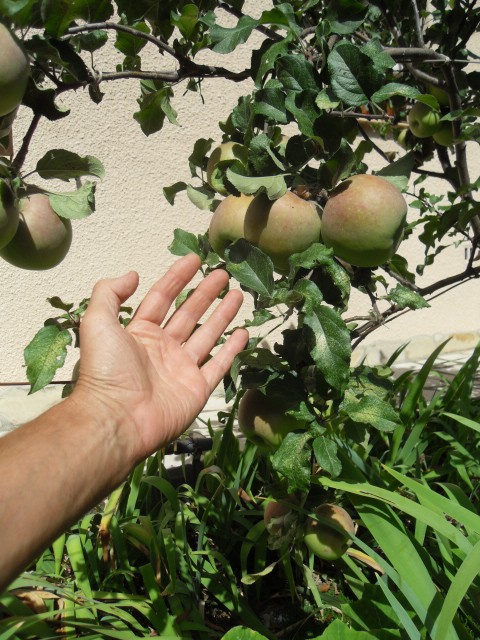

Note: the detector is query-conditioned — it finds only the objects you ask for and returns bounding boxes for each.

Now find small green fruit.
[304,504,355,561]
[238,388,308,451]
[407,102,441,138]
[433,122,455,147]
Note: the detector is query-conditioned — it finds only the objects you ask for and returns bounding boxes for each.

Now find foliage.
[1,0,480,637]
[1,345,480,638]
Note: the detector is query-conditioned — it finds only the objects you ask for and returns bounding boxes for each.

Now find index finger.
[129,253,202,327]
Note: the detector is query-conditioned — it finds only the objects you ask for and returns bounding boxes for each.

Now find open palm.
[74,254,248,463]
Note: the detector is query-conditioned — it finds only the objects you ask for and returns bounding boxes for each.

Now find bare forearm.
[0,394,132,592]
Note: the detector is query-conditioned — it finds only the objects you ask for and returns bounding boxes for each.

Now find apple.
[0,24,30,117]
[303,503,355,561]
[244,191,322,272]
[208,193,252,257]
[209,190,322,272]
[206,141,248,195]
[238,388,309,451]
[433,121,455,147]
[320,174,407,268]
[407,102,441,138]
[264,499,296,535]
[0,193,72,270]
[0,181,19,250]
[427,82,450,107]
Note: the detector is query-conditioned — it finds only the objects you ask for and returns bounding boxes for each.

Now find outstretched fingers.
[201,328,249,393]
[183,288,244,364]
[129,253,202,328]
[164,268,230,344]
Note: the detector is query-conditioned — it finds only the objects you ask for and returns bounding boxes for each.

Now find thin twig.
[410,0,425,48]
[12,112,42,172]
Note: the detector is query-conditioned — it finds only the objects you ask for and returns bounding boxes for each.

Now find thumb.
[85,271,140,322]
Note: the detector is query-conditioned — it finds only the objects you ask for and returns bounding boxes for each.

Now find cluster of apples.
[264,498,356,561]
[0,25,72,270]
[206,142,408,271]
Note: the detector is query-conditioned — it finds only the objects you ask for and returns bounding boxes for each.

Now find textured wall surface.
[0,3,479,387]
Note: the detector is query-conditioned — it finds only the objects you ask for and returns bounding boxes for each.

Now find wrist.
[66,387,137,486]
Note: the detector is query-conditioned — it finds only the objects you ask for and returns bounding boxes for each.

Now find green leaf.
[271,431,312,493]
[115,21,150,57]
[221,626,269,640]
[202,12,258,54]
[254,88,288,124]
[328,41,383,107]
[251,35,292,87]
[226,169,287,200]
[371,82,420,103]
[47,182,96,219]
[163,181,187,205]
[168,228,202,258]
[186,184,215,210]
[301,292,351,390]
[225,239,275,298]
[312,436,342,477]
[285,89,320,137]
[275,54,319,92]
[341,390,401,432]
[171,4,199,39]
[36,149,105,181]
[327,0,369,36]
[24,325,72,393]
[259,3,302,37]
[376,151,415,191]
[387,284,430,310]
[317,618,380,639]
[133,83,178,136]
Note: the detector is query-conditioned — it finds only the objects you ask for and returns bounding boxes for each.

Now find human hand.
[72,254,248,465]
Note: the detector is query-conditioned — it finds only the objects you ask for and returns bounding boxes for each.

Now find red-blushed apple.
[244,190,322,272]
[209,190,322,272]
[0,193,72,270]
[407,101,441,138]
[238,388,309,452]
[206,141,248,195]
[0,24,30,117]
[0,181,19,250]
[320,174,407,268]
[304,503,355,561]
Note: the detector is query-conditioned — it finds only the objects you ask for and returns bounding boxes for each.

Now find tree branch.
[351,263,480,347]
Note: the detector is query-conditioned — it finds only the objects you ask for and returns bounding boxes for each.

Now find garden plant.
[0,0,480,638]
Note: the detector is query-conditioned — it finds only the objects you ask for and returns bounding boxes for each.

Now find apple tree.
[1,1,480,636]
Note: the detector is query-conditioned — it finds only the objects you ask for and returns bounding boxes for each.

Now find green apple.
[208,193,252,257]
[407,102,441,138]
[427,82,450,107]
[320,174,407,268]
[238,388,308,451]
[0,24,30,117]
[0,181,19,250]
[304,503,355,561]
[206,141,248,195]
[209,190,322,272]
[433,121,455,147]
[0,193,72,270]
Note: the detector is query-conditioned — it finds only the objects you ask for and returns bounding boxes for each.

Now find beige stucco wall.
[0,2,479,387]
